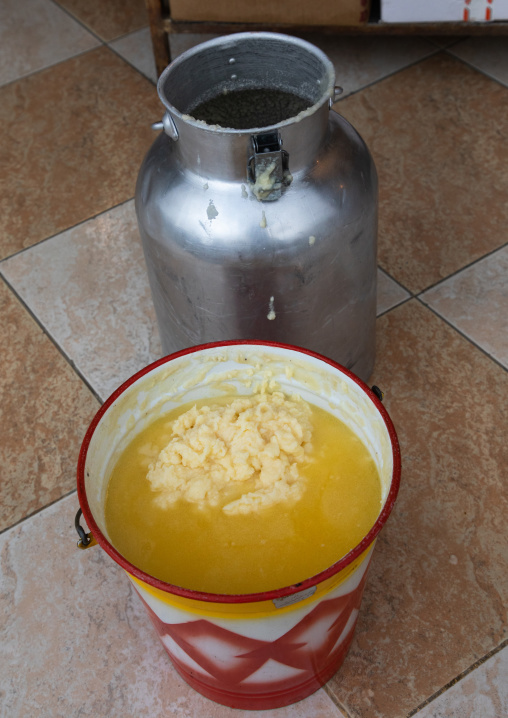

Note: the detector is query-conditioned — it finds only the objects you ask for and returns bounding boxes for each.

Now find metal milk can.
[135,32,378,380]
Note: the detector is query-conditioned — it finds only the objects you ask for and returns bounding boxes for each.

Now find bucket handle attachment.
[75,508,97,550]
[371,386,384,402]
[151,112,179,141]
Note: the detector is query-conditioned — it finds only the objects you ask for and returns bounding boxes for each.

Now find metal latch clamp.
[247,132,291,201]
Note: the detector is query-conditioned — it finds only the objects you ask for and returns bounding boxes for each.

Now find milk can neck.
[170,105,330,180]
[156,32,335,181]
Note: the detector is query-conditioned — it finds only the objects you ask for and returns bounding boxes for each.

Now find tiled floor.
[1,2,507,717]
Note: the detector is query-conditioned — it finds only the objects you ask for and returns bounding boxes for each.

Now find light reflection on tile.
[1,201,161,402]
[421,246,508,370]
[0,494,346,718]
[413,647,508,718]
[0,0,99,87]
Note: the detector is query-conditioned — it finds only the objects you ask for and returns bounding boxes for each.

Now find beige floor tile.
[0,495,346,718]
[1,201,161,402]
[110,31,221,83]
[1,195,409,402]
[325,300,508,717]
[124,31,436,95]
[53,0,148,42]
[0,280,99,532]
[338,52,508,293]
[304,35,437,98]
[0,0,99,87]
[169,32,219,59]
[413,647,508,718]
[377,268,410,315]
[110,27,157,83]
[449,37,508,87]
[421,245,508,370]
[0,46,161,260]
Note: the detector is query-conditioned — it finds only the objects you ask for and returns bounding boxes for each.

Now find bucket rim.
[77,340,401,604]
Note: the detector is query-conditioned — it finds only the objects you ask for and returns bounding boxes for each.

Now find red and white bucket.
[76,341,400,710]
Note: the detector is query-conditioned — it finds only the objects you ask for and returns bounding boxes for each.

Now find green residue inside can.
[189,88,312,130]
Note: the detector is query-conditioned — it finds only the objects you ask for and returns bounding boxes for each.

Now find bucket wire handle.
[75,508,97,550]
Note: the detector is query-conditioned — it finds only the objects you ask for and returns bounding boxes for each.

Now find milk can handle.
[328,85,343,108]
[75,508,97,550]
[151,112,178,141]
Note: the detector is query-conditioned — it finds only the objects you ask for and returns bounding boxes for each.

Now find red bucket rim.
[77,340,401,604]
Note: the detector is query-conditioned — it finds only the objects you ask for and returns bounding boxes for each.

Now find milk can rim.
[156,32,336,135]
[77,340,401,604]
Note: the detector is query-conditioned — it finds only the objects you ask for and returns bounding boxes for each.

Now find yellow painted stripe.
[129,546,371,619]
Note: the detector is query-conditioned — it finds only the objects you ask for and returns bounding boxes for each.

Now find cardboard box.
[381,0,508,23]
[170,0,371,27]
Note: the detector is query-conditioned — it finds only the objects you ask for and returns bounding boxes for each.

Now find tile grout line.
[422,37,468,51]
[106,44,158,86]
[415,296,508,374]
[0,0,153,94]
[0,274,105,406]
[47,0,156,86]
[46,1,443,107]
[414,240,508,296]
[0,45,101,92]
[378,265,412,294]
[323,683,354,717]
[0,197,136,265]
[377,294,413,318]
[46,0,107,45]
[377,291,508,375]
[377,245,508,366]
[0,488,78,538]
[107,25,152,44]
[406,638,508,717]
[444,47,508,90]
[335,44,443,103]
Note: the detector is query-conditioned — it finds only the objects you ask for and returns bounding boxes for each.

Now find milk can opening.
[157,33,335,131]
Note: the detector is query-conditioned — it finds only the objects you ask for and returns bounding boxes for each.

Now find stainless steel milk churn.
[135,33,378,380]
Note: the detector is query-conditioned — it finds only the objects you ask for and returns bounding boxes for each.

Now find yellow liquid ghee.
[105,395,382,594]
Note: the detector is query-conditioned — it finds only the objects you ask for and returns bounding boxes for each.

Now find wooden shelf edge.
[162,18,508,35]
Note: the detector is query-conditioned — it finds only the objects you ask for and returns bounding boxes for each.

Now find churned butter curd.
[105,390,382,595]
[146,393,312,515]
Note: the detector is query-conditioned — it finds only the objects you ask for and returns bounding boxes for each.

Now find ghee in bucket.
[76,341,400,710]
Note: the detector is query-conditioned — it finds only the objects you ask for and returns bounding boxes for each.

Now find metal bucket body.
[129,545,373,709]
[135,33,378,382]
[77,342,400,710]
